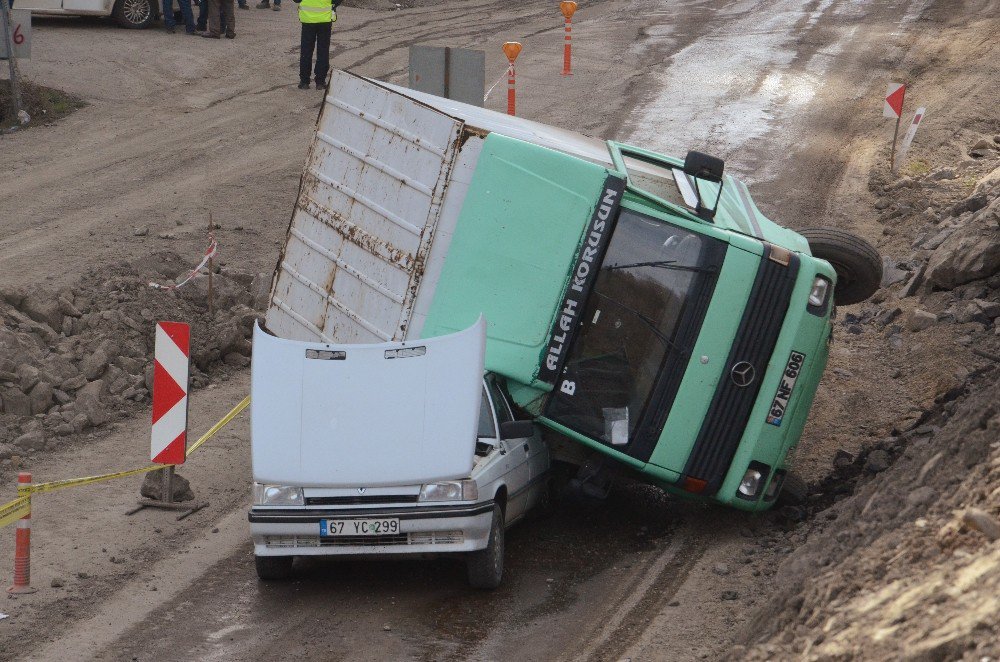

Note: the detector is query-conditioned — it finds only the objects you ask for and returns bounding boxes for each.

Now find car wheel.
[255,554,293,581]
[799,227,882,306]
[467,504,504,590]
[113,0,157,29]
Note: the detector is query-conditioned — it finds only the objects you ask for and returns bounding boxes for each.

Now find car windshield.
[545,208,719,447]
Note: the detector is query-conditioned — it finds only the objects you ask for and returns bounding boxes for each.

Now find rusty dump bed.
[265,70,471,344]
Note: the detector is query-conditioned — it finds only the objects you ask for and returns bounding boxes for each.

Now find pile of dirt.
[729,139,1000,658]
[0,252,270,473]
[0,79,84,132]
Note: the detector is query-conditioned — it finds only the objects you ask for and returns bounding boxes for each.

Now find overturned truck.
[262,70,881,513]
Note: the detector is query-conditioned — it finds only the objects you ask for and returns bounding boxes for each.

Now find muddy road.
[0,0,941,659]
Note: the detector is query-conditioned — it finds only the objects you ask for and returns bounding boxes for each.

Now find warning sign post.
[884,82,906,171]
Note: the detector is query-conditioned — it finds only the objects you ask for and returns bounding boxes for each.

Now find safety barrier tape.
[148,234,218,291]
[483,65,513,102]
[0,396,250,521]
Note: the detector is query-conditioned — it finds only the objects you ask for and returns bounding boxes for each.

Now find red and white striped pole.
[560,1,577,76]
[502,42,522,116]
[9,472,36,594]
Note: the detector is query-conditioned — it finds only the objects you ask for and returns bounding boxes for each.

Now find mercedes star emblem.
[357,487,367,494]
[730,361,756,387]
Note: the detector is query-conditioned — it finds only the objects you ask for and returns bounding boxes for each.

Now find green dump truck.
[264,70,881,511]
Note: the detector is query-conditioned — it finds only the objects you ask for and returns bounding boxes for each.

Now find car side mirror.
[499,420,534,440]
[683,150,725,221]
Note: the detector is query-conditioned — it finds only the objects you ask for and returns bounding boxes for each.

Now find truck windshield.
[546,208,723,451]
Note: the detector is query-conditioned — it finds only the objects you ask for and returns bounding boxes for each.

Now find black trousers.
[300,22,332,85]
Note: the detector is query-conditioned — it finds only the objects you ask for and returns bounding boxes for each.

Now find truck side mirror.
[499,420,534,440]
[683,150,725,222]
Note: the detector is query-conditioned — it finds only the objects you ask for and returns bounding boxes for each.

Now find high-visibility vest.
[298,0,334,23]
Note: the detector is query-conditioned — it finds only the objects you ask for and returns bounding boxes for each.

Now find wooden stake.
[889,114,902,173]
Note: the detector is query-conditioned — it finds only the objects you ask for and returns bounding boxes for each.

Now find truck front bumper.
[249,502,495,556]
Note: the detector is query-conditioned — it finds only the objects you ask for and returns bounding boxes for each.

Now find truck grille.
[264,531,464,548]
[304,495,419,506]
[682,246,800,494]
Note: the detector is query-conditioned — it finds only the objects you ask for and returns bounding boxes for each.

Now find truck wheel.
[776,471,808,506]
[467,504,504,590]
[113,0,156,28]
[799,227,882,306]
[255,555,293,581]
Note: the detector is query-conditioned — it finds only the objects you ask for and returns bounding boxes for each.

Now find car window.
[477,386,497,439]
[488,380,513,424]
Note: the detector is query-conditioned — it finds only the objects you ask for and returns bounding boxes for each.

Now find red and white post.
[151,321,191,467]
[502,42,522,116]
[9,472,36,594]
[560,1,577,76]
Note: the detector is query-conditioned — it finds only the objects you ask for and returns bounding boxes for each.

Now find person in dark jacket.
[293,0,339,89]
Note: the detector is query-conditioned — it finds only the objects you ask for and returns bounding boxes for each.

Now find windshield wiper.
[605,259,717,274]
[591,292,689,358]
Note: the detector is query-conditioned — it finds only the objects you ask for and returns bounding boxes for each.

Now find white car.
[19,0,173,29]
[248,319,551,589]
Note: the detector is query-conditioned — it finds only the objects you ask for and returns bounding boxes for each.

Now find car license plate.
[320,518,400,536]
[766,351,806,427]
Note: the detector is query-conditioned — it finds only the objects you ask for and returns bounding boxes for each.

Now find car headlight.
[418,480,478,502]
[735,462,770,501]
[808,277,830,308]
[253,483,304,506]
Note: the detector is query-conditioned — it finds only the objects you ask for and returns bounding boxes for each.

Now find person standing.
[163,0,196,33]
[293,0,338,89]
[203,0,235,37]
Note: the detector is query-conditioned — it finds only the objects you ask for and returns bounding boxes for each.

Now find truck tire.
[799,227,882,306]
[255,555,293,581]
[113,0,157,29]
[467,504,505,590]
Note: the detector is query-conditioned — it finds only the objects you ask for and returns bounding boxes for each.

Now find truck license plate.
[320,519,400,536]
[766,351,805,427]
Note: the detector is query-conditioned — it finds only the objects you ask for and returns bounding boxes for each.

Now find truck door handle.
[523,443,530,453]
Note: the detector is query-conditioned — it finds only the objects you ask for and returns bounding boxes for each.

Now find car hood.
[251,318,485,487]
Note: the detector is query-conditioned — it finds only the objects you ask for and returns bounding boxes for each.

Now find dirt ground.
[0,0,998,659]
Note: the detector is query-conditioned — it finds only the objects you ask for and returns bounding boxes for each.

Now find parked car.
[264,70,882,511]
[18,0,171,29]
[248,319,551,589]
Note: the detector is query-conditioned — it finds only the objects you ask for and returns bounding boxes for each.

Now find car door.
[487,377,531,522]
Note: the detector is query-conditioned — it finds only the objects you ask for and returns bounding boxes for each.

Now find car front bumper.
[249,502,495,556]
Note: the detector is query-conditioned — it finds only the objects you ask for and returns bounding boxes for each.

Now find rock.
[71,413,89,433]
[29,381,54,415]
[874,198,892,210]
[17,364,39,392]
[1,388,32,416]
[928,168,956,181]
[921,228,955,251]
[881,259,909,287]
[905,309,937,332]
[14,430,45,451]
[0,444,15,460]
[56,297,82,318]
[865,449,892,473]
[80,348,109,381]
[133,226,149,237]
[833,450,854,469]
[955,302,989,325]
[250,273,272,311]
[75,382,108,427]
[962,508,1000,541]
[20,295,64,330]
[52,388,72,405]
[974,299,1000,319]
[916,452,943,485]
[223,352,250,368]
[61,375,88,391]
[875,306,902,328]
[901,262,927,298]
[720,590,739,601]
[906,486,936,508]
[50,577,65,588]
[951,194,989,217]
[55,423,74,436]
[712,563,730,576]
[972,138,994,152]
[971,149,991,159]
[140,469,195,502]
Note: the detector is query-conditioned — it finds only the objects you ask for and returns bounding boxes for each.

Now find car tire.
[799,227,882,306]
[776,471,808,507]
[466,504,504,590]
[255,554,293,581]
[113,0,157,29]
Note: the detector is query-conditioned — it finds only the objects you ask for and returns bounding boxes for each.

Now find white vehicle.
[249,319,551,589]
[19,0,170,29]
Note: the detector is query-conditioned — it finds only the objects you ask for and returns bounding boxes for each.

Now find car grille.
[263,531,464,548]
[682,246,800,494]
[304,495,419,506]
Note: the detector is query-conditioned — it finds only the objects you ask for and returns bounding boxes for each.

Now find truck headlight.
[736,462,770,501]
[418,480,478,502]
[808,277,830,308]
[253,483,304,506]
